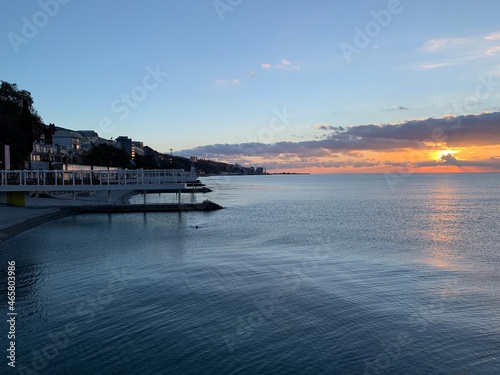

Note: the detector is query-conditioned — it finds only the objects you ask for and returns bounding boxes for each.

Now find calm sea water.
[1,173,499,374]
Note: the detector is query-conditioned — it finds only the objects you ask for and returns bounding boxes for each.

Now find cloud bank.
[179,112,500,170]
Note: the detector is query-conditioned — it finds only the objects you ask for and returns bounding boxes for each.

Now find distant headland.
[0,80,266,176]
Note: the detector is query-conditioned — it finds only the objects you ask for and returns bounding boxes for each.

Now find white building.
[53,129,83,153]
[30,140,70,170]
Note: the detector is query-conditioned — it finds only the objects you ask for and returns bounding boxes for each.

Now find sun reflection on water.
[420,177,467,272]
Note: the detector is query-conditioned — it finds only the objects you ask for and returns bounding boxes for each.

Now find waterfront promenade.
[0,168,222,242]
[0,169,200,207]
[0,169,194,192]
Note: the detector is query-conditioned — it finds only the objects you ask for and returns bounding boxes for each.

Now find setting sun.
[435,149,458,161]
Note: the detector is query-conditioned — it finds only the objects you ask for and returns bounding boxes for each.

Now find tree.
[134,155,160,169]
[0,80,45,168]
[84,143,131,169]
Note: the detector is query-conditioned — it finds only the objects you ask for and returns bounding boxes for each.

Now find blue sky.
[2,0,500,171]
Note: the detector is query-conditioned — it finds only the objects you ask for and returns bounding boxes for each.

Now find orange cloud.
[180,112,500,173]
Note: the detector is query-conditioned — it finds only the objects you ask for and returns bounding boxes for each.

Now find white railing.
[0,169,195,188]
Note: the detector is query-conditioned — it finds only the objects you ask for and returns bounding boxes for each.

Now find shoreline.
[0,190,138,244]
[0,206,74,245]
[0,198,223,244]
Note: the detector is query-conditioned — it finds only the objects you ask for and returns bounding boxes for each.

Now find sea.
[1,173,499,375]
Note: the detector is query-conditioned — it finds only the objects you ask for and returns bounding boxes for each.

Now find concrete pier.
[0,169,211,207]
[71,200,224,213]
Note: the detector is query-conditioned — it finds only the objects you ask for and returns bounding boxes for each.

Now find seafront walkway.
[0,169,193,192]
[0,169,221,240]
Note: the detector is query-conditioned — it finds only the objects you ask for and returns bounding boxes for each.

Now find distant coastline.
[200,172,310,176]
[266,172,310,175]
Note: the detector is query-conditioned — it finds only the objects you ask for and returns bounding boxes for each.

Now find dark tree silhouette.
[0,80,45,168]
[84,143,131,169]
[134,155,160,169]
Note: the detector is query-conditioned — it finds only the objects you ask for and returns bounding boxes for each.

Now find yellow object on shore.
[6,192,25,207]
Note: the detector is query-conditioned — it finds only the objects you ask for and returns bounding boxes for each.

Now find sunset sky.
[1,0,500,173]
